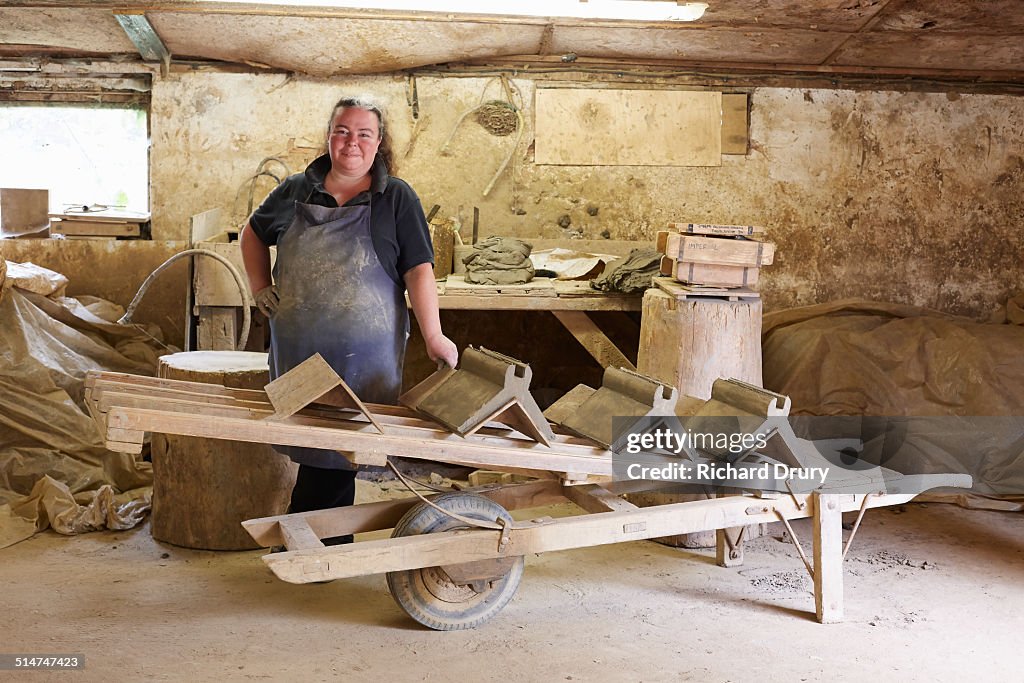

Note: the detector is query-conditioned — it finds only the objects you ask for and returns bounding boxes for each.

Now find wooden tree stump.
[637,289,762,402]
[151,351,297,550]
[633,289,765,548]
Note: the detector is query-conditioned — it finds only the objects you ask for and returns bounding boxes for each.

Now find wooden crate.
[664,232,774,267]
[659,256,760,288]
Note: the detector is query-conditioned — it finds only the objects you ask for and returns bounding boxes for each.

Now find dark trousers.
[289,464,357,545]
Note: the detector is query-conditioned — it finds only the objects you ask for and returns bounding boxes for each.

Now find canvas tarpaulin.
[762,297,1024,509]
[0,259,168,549]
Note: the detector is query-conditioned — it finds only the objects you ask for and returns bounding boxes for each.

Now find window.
[0,104,149,215]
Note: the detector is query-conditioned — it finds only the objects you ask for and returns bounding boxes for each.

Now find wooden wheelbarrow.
[85,370,971,630]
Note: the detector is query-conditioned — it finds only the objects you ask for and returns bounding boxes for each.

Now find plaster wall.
[151,71,1023,319]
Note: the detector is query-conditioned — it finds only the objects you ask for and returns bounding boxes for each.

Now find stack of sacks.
[462,236,535,285]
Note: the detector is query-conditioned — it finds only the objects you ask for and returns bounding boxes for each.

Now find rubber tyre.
[386,492,524,631]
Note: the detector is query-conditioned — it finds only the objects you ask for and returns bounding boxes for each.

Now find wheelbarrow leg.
[813,493,844,623]
[716,527,746,568]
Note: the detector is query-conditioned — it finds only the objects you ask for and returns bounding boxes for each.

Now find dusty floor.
[2,486,1022,683]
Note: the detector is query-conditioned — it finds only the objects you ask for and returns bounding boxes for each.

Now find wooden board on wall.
[721,94,749,155]
[0,188,49,236]
[193,234,276,307]
[535,89,722,166]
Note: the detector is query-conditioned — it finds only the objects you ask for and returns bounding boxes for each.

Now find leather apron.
[269,201,408,469]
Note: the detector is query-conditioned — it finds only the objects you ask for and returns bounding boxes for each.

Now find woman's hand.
[405,263,459,368]
[424,333,459,368]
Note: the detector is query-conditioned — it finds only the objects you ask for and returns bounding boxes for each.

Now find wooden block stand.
[151,351,298,550]
[637,288,763,400]
[633,287,765,547]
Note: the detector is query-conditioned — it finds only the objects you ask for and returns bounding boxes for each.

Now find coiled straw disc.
[475,101,519,136]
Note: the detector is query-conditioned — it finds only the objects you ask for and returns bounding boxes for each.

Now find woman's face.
[327,107,381,177]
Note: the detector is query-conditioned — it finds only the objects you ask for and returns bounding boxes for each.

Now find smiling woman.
[237,94,457,533]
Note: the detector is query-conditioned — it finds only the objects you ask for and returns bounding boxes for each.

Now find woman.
[240,95,458,541]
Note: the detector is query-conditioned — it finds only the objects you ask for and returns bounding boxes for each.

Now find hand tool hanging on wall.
[439,75,524,197]
[235,156,290,218]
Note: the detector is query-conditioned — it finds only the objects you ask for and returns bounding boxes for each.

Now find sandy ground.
[2,485,1022,683]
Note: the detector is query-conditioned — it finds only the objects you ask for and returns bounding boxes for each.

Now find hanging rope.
[439,75,525,197]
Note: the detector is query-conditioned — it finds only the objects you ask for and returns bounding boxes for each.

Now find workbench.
[194,269,643,371]
[187,220,645,369]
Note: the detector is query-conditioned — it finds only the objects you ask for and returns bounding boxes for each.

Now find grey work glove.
[253,284,279,317]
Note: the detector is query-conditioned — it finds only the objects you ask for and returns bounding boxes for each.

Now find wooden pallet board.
[652,276,760,302]
[442,275,558,297]
[665,222,763,237]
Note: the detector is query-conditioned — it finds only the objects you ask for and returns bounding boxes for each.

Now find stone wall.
[151,72,1024,318]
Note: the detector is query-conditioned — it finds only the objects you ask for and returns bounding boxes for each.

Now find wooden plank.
[813,493,844,623]
[47,209,149,223]
[721,93,749,155]
[105,404,612,477]
[105,427,144,444]
[98,390,272,420]
[562,484,638,514]
[88,371,265,400]
[189,207,223,244]
[50,219,140,237]
[262,492,826,583]
[193,237,277,307]
[443,274,557,297]
[526,238,647,257]
[278,518,325,551]
[653,276,760,301]
[435,289,642,311]
[105,440,143,454]
[668,222,762,237]
[535,88,722,166]
[196,307,238,351]
[551,310,636,371]
[114,13,170,64]
[243,479,566,546]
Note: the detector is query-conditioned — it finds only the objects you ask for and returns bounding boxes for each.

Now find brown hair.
[327,95,397,176]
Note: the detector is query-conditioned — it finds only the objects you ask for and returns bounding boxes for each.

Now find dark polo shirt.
[248,154,433,287]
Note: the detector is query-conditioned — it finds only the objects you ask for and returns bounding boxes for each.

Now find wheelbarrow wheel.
[386,492,524,631]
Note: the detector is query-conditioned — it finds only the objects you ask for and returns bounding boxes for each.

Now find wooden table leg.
[551,310,635,370]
